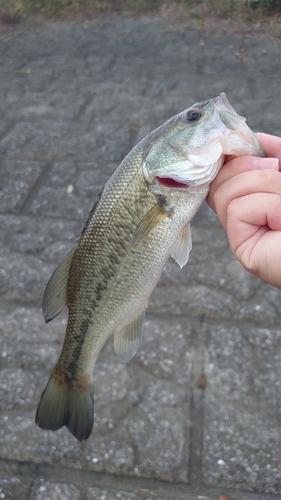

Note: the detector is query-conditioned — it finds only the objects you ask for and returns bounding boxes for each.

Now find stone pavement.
[0,13,281,500]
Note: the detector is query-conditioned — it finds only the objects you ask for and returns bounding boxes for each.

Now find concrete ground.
[0,13,281,500]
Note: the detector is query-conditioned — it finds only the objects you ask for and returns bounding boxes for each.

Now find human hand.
[207,133,281,288]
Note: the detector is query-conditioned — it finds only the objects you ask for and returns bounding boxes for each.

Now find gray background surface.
[0,14,281,500]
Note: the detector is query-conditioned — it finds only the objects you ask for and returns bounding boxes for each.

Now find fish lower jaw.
[152,154,225,192]
[150,179,211,197]
[155,176,190,188]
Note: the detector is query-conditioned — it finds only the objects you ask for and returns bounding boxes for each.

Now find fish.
[35,93,265,441]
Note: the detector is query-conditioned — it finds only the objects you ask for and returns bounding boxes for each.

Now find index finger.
[256,133,281,160]
[207,133,281,213]
[224,133,281,165]
[207,155,279,213]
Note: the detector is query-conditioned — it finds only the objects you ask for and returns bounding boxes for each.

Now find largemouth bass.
[36,93,265,440]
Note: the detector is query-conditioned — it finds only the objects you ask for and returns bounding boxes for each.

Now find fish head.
[143,92,265,190]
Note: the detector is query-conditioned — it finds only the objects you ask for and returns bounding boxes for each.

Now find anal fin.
[114,310,145,364]
[42,247,76,323]
[170,223,192,268]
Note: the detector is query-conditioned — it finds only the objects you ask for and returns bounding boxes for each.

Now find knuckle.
[226,198,239,218]
[268,192,281,211]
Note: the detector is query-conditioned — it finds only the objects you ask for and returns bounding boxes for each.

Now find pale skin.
[207,133,281,289]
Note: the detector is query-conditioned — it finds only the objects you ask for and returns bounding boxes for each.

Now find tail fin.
[35,371,94,441]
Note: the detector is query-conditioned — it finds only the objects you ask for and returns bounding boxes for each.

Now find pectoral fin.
[132,197,172,246]
[42,247,76,323]
[170,223,192,268]
[114,310,145,364]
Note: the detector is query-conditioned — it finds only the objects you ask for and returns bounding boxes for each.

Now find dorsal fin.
[42,247,76,323]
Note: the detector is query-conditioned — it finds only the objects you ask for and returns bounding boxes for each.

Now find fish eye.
[186,109,201,122]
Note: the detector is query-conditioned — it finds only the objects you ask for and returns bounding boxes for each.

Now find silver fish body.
[36,93,265,440]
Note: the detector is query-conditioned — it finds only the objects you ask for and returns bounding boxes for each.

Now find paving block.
[203,323,281,495]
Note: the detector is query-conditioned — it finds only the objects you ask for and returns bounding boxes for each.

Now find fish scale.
[36,93,265,440]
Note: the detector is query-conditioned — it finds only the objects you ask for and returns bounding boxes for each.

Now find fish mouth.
[213,93,237,115]
[211,93,266,158]
[212,92,266,157]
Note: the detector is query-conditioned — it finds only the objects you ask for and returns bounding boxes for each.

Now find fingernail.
[253,157,279,170]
